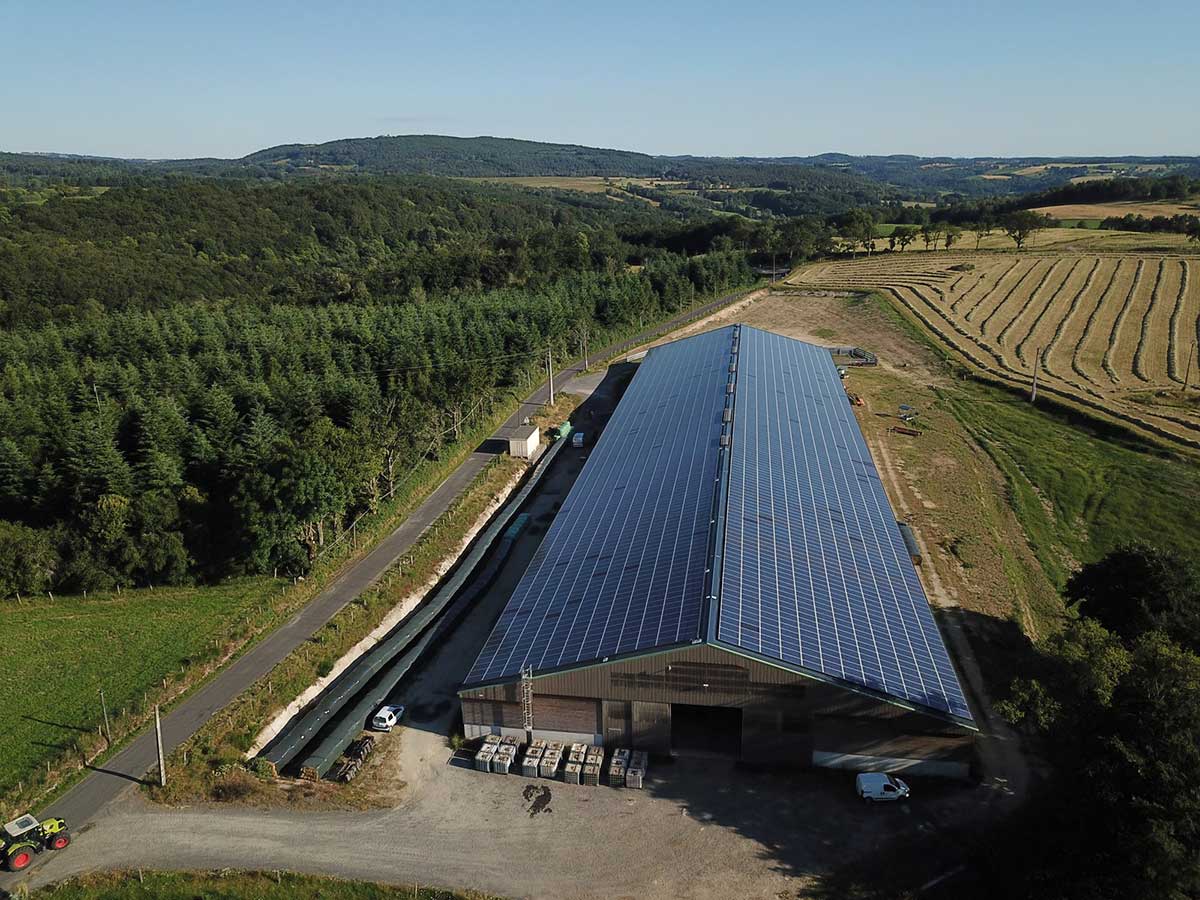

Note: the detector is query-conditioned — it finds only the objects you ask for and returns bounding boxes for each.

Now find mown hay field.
[792,249,1200,447]
[1034,199,1200,220]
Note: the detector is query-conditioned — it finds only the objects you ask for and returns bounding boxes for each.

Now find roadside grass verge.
[0,578,271,803]
[154,450,529,807]
[0,400,519,819]
[31,869,495,899]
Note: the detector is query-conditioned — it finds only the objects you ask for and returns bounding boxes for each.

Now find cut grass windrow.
[965,259,1036,323]
[1102,259,1145,383]
[1072,258,1126,387]
[952,261,1016,315]
[1041,257,1103,379]
[1132,259,1166,383]
[1167,259,1190,383]
[1013,258,1085,368]
[987,258,1061,341]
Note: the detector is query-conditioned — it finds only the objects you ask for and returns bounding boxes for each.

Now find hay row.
[1132,260,1167,383]
[952,260,1017,315]
[1014,259,1088,368]
[965,260,1036,323]
[1072,259,1128,387]
[1102,259,1146,384]
[985,258,1060,340]
[1041,258,1104,379]
[1167,260,1192,383]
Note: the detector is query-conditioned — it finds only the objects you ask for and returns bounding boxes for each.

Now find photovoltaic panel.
[463,326,734,687]
[716,327,972,720]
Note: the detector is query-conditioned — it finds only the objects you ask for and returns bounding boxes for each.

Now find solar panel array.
[464,327,733,686]
[463,323,971,723]
[716,327,972,720]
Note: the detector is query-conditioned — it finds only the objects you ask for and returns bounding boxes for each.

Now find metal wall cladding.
[462,644,971,737]
[463,699,524,729]
[537,696,601,734]
[631,701,671,752]
[464,696,599,735]
[603,700,632,746]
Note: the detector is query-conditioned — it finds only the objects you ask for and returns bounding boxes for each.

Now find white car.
[572,431,585,448]
[370,704,405,732]
[856,772,910,802]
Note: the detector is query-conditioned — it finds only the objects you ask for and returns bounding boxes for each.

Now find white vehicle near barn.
[572,431,586,448]
[370,704,405,732]
[856,772,910,802]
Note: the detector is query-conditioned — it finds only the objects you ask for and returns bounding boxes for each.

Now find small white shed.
[507,424,540,459]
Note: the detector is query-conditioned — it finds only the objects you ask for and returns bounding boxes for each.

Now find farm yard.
[792,249,1200,447]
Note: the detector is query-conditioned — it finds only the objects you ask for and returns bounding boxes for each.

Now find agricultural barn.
[460,325,977,777]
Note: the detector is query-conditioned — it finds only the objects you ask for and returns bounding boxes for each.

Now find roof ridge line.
[702,323,741,643]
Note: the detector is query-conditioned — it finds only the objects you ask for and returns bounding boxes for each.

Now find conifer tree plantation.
[0,177,758,595]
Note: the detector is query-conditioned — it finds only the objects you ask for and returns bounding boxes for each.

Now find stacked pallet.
[567,743,587,766]
[607,748,629,786]
[563,761,582,784]
[626,750,649,789]
[493,742,516,775]
[539,748,561,779]
[474,744,495,772]
[522,745,543,778]
[582,763,601,786]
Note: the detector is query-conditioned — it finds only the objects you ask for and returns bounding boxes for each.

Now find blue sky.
[2,0,1197,159]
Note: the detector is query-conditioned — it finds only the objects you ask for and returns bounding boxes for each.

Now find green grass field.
[944,383,1200,588]
[0,578,276,799]
[33,870,493,899]
[863,290,1200,591]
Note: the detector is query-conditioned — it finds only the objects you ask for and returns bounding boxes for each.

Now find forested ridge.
[0,177,694,327]
[9,135,1197,199]
[0,176,754,596]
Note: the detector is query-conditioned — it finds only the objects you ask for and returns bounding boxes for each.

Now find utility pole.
[99,689,111,743]
[154,705,166,788]
[1184,340,1197,395]
[1030,348,1041,404]
[93,384,102,413]
[580,324,589,370]
[546,348,554,406]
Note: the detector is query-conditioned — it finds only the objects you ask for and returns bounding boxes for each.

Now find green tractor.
[2,813,71,872]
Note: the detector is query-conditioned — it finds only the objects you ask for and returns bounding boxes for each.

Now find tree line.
[937,544,1200,899]
[0,177,755,597]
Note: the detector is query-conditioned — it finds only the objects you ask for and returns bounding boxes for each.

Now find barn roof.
[462,325,973,725]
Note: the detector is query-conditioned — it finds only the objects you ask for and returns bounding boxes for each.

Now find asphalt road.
[25,286,758,838]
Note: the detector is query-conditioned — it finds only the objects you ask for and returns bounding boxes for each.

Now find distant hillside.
[4,135,1199,201]
[241,134,667,177]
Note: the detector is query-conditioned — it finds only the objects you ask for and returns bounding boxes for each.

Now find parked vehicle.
[2,813,71,871]
[856,772,910,802]
[370,704,405,732]
[572,431,586,448]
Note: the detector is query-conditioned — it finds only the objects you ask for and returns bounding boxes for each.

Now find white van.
[370,704,405,732]
[855,772,910,802]
[572,431,585,448]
